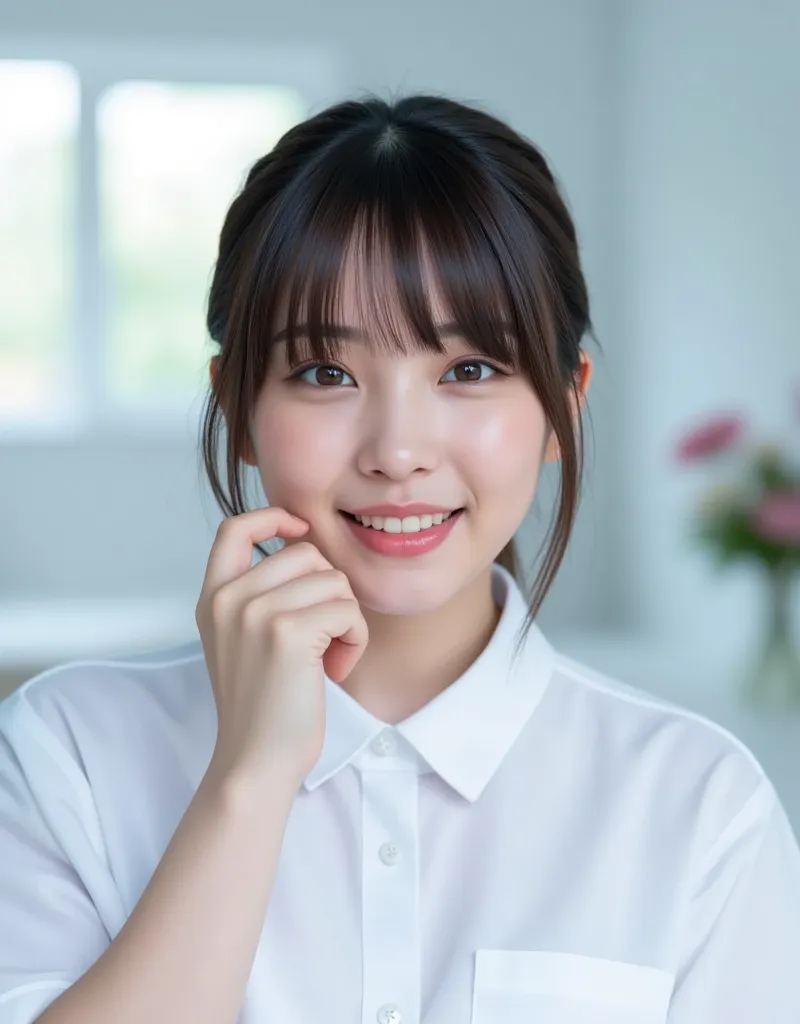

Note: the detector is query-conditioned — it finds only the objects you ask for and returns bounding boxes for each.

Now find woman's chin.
[348,576,450,617]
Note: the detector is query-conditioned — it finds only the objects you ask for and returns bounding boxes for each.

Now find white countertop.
[0,596,199,668]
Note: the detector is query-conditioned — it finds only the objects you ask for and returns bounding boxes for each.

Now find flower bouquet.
[674,403,800,708]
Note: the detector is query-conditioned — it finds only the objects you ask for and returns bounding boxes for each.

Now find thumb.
[322,637,364,683]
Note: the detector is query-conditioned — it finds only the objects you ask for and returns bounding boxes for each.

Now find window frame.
[0,36,344,441]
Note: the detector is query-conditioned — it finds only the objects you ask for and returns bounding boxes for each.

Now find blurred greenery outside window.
[0,59,307,424]
[0,61,77,422]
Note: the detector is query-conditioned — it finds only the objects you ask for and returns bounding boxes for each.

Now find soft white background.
[0,0,798,818]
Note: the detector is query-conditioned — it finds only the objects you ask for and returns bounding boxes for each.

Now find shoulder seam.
[551,651,770,784]
[15,646,206,698]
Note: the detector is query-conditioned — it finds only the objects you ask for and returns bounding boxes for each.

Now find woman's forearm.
[36,762,299,1024]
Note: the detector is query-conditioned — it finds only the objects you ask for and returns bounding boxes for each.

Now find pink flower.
[675,414,745,462]
[751,490,800,545]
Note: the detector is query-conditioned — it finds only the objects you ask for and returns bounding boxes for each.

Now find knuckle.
[240,595,269,631]
[293,540,325,563]
[215,516,237,538]
[209,584,236,621]
[268,609,297,642]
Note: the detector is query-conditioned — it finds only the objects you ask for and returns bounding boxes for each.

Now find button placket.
[361,758,419,1024]
[373,734,403,867]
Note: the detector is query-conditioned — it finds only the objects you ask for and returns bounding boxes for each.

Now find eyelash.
[286,358,508,388]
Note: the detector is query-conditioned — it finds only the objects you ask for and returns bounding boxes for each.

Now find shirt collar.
[302,562,556,803]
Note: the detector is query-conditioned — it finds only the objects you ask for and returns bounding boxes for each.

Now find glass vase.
[742,564,800,709]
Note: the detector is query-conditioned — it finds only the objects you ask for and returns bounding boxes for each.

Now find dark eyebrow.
[271,320,509,344]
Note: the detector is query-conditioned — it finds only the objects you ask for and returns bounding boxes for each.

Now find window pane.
[0,61,78,423]
[98,82,306,408]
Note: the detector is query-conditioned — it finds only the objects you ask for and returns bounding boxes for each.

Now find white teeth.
[352,511,457,533]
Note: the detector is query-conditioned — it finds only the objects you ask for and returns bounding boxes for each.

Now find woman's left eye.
[293,365,355,387]
[440,360,500,384]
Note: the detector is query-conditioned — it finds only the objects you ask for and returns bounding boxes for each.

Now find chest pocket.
[471,950,674,1024]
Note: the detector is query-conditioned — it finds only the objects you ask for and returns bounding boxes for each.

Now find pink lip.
[345,502,460,517]
[341,508,463,558]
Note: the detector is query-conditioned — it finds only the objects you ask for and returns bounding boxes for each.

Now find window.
[0,61,78,423]
[98,82,304,409]
[0,41,338,434]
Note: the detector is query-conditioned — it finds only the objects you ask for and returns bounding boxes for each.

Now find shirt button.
[371,732,397,757]
[376,1004,402,1024]
[378,841,402,866]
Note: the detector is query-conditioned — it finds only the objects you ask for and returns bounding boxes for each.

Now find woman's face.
[233,260,568,616]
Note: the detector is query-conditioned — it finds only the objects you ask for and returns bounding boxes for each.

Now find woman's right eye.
[291,364,355,387]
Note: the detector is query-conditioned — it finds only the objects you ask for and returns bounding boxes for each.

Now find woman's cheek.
[255,402,350,500]
[457,400,544,474]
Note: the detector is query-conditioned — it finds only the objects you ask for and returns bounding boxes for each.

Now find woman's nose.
[355,389,442,480]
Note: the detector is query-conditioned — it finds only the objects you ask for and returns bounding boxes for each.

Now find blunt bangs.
[228,114,568,397]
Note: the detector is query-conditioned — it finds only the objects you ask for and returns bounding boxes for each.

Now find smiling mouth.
[339,509,464,533]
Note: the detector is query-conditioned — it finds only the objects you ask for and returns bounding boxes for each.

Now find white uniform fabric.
[1,562,799,1024]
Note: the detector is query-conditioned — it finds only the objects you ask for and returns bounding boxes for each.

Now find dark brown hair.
[201,92,598,650]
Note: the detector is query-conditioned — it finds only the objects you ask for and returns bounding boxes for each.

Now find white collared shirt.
[1,562,800,1024]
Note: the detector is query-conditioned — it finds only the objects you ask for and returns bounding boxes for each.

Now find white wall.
[621,0,800,670]
[0,0,627,642]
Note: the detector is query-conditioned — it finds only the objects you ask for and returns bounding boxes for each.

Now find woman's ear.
[543,350,593,464]
[209,355,259,467]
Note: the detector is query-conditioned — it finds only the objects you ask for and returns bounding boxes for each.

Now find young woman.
[1,94,799,1024]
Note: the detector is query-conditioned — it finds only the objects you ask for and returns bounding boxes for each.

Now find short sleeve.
[0,697,115,1024]
[667,780,800,1022]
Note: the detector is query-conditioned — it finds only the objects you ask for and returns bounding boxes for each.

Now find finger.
[240,570,354,628]
[232,541,337,605]
[201,508,309,598]
[323,634,368,683]
[283,599,370,666]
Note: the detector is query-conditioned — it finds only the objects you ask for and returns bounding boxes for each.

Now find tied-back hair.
[200,92,599,652]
